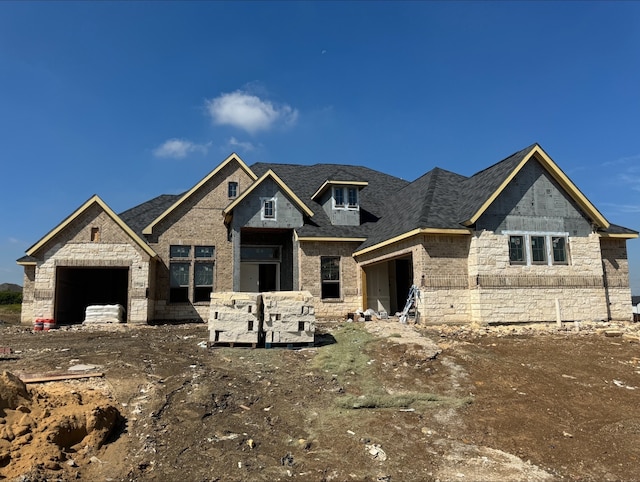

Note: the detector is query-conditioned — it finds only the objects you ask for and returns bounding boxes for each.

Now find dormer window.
[333,187,359,210]
[347,188,358,208]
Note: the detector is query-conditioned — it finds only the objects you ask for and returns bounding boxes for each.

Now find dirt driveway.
[1,319,640,481]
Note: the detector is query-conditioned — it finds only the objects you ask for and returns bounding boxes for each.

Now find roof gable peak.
[142,153,257,235]
[26,194,157,258]
[464,144,609,229]
[223,169,314,222]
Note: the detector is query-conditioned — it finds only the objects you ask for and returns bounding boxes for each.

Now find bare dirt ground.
[1,315,640,481]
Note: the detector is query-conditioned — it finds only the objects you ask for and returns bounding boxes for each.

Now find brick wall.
[149,160,254,321]
[298,240,362,317]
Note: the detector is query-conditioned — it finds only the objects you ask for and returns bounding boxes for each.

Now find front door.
[239,262,279,292]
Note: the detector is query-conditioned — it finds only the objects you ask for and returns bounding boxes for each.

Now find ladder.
[399,285,418,324]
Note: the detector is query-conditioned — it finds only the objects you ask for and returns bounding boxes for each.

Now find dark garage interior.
[55,267,129,324]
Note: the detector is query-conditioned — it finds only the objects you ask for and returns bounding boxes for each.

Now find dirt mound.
[0,370,122,480]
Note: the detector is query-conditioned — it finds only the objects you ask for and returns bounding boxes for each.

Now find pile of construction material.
[262,291,315,346]
[208,291,315,347]
[83,304,125,324]
[209,292,262,345]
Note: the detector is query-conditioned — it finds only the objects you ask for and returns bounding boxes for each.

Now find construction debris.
[18,372,105,384]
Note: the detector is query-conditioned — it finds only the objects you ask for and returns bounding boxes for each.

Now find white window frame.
[504,231,570,266]
[261,196,277,221]
[332,187,359,211]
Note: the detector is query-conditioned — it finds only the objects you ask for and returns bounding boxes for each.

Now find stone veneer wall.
[20,266,36,324]
[467,231,618,323]
[354,231,632,325]
[601,237,633,322]
[298,241,362,318]
[22,205,152,324]
[31,243,151,324]
[149,161,254,321]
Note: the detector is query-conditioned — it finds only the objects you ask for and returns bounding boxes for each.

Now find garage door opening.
[364,255,413,314]
[55,267,129,325]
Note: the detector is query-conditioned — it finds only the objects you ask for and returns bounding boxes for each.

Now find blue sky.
[1,1,640,293]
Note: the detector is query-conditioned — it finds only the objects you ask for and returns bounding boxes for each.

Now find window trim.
[530,235,547,265]
[228,181,238,198]
[169,244,216,304]
[347,187,359,208]
[241,245,281,262]
[551,236,569,265]
[508,235,526,265]
[333,187,345,207]
[505,232,569,266]
[261,196,277,221]
[193,261,214,303]
[332,186,359,211]
[320,256,341,300]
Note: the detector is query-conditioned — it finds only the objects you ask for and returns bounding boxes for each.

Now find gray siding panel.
[477,159,592,236]
[232,179,304,230]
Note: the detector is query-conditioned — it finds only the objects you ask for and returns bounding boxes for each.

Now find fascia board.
[311,180,369,201]
[142,153,257,235]
[465,145,610,229]
[353,227,471,257]
[26,195,157,258]
[224,169,314,218]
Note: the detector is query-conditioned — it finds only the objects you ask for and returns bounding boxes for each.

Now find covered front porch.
[233,228,298,293]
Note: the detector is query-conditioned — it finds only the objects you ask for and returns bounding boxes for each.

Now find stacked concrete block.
[262,291,315,345]
[83,304,125,324]
[209,292,262,344]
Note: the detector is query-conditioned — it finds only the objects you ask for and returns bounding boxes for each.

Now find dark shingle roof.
[113,144,636,254]
[119,193,184,238]
[16,255,37,264]
[250,162,409,238]
[601,223,639,236]
[456,144,537,223]
[358,168,469,249]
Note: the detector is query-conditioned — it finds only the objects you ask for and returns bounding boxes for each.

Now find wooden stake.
[19,372,104,384]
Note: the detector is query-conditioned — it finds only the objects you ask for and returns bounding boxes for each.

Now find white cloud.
[153,138,211,159]
[229,137,255,152]
[603,153,640,167]
[205,90,298,133]
[619,173,640,192]
[600,202,640,214]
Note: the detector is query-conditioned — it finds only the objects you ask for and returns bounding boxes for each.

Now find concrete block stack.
[209,292,262,344]
[262,291,315,345]
[83,304,125,324]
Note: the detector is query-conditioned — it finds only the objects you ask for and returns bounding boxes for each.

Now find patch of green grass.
[0,304,22,324]
[314,323,471,411]
[312,323,375,378]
